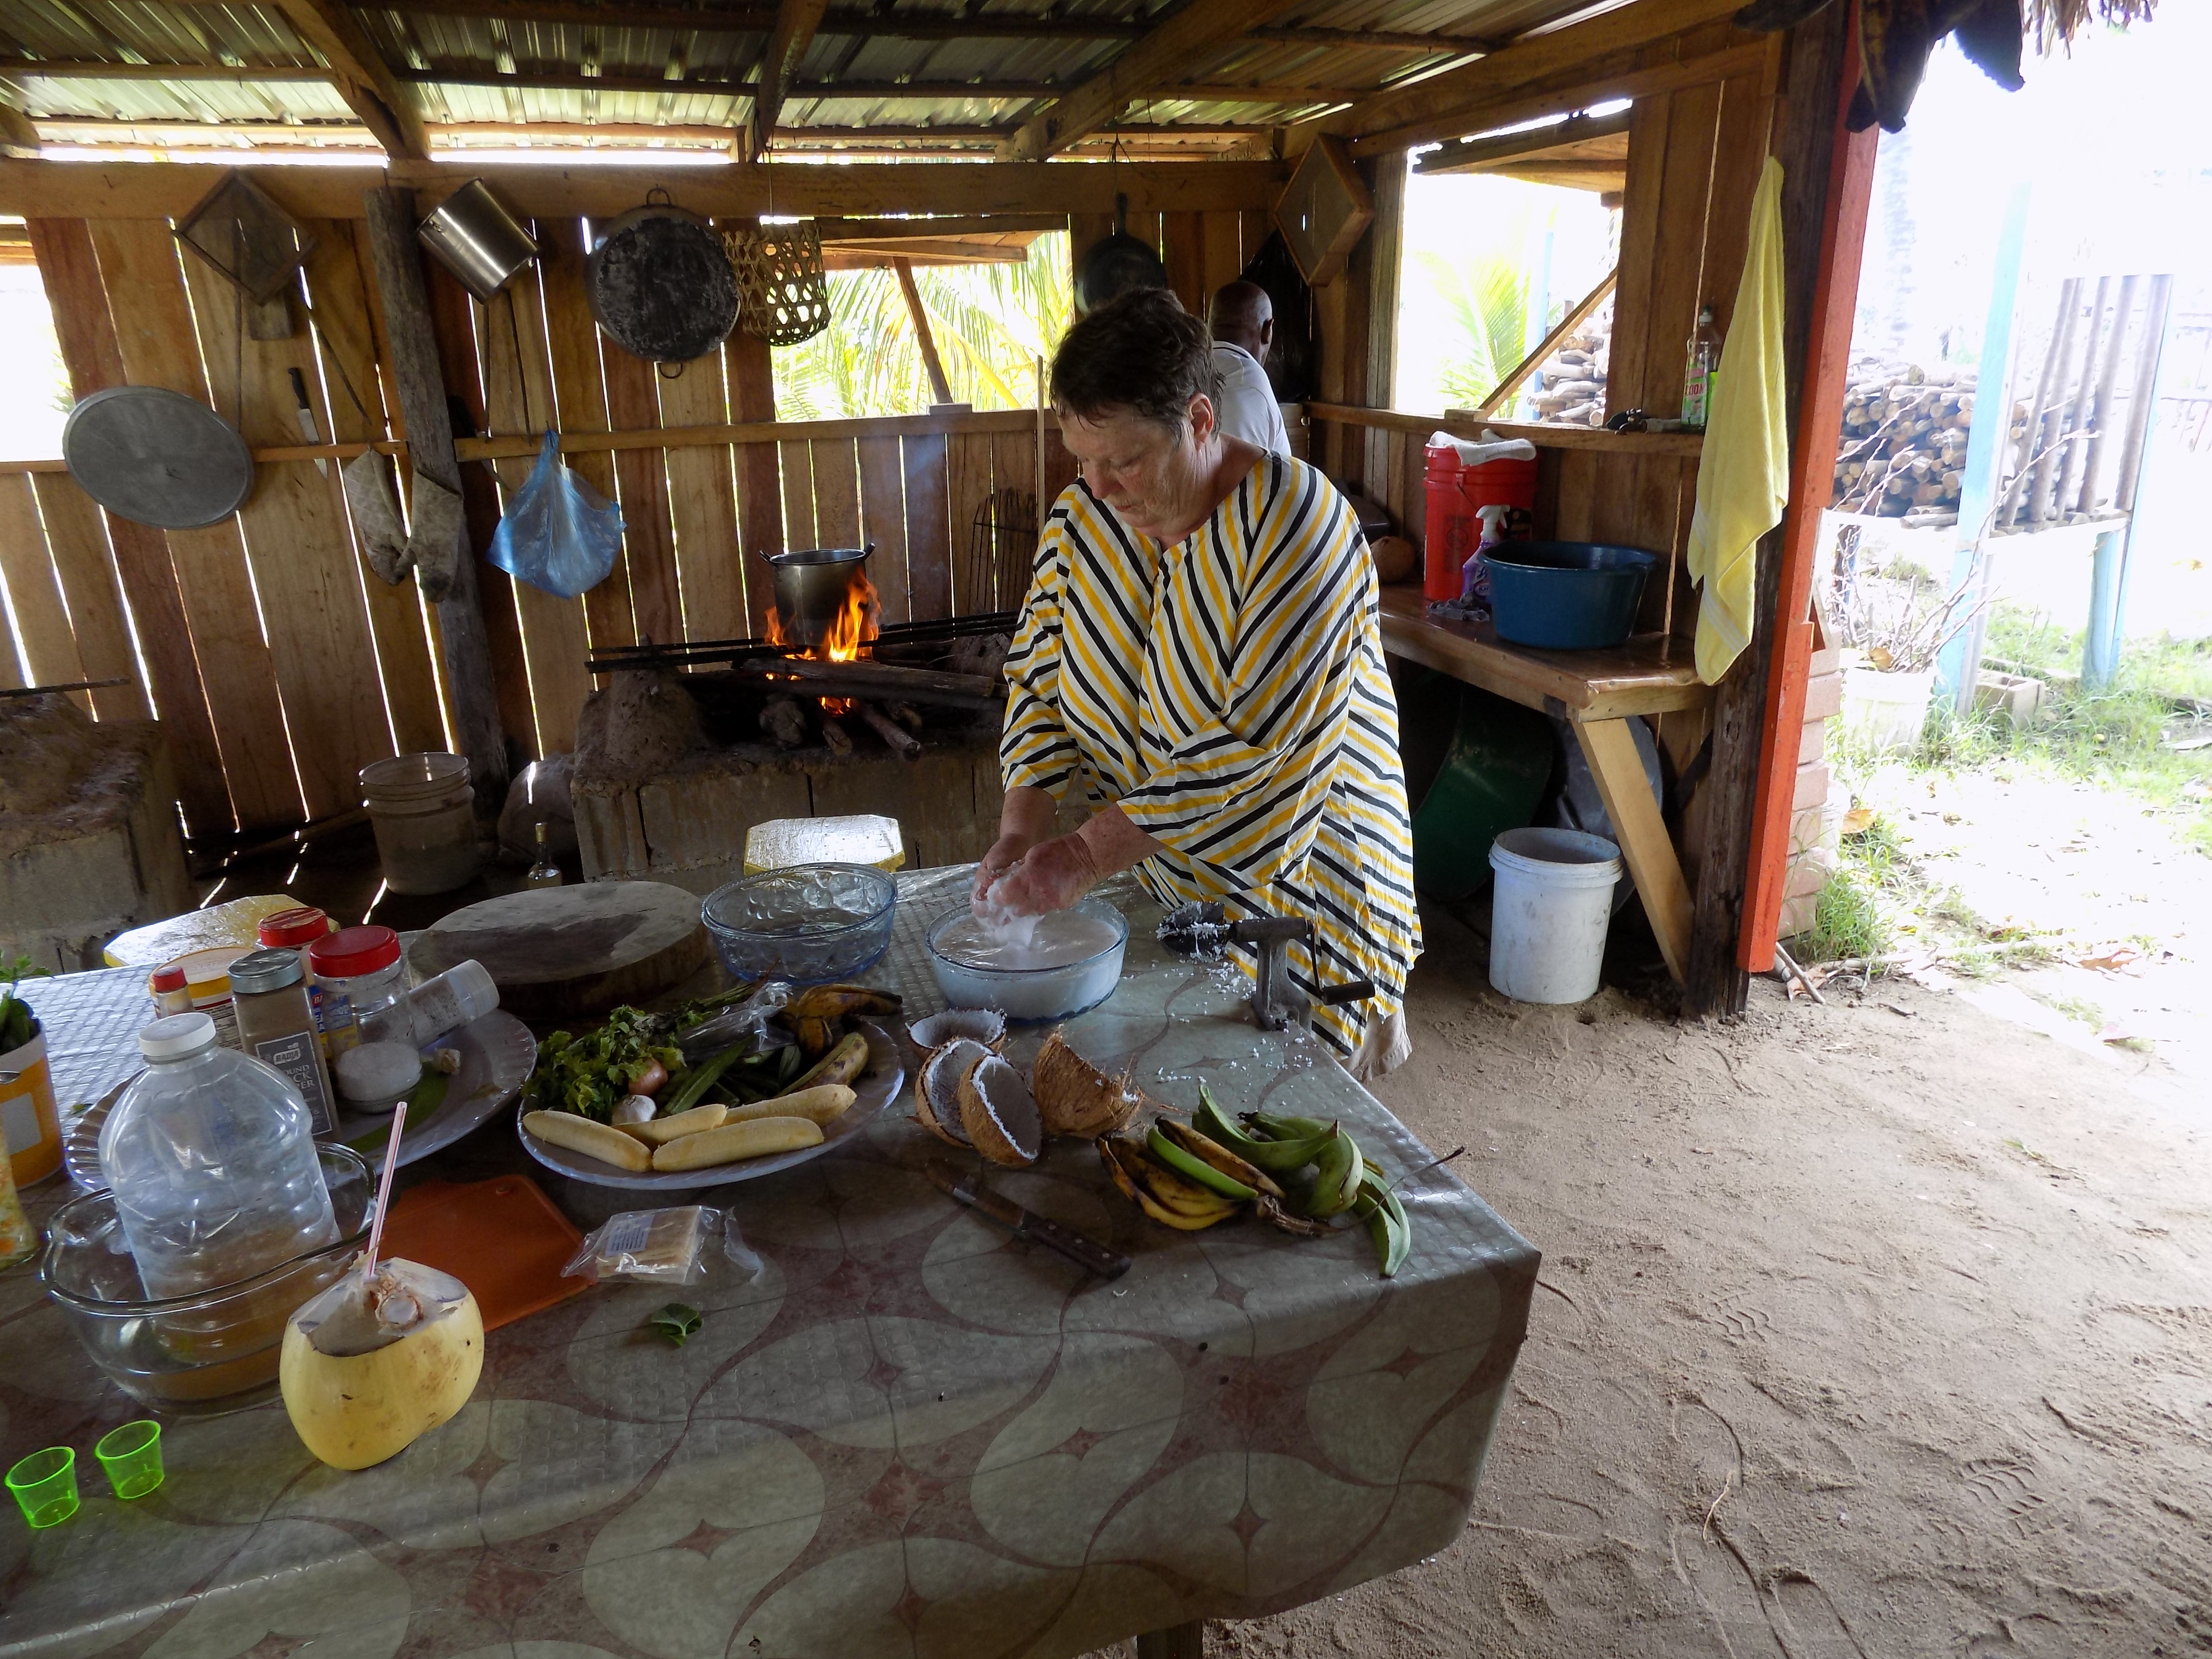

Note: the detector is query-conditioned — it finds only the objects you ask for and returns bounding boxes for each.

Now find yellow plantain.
[1099,1135,1146,1204]
[523,1110,652,1171]
[790,1030,869,1093]
[721,1083,855,1126]
[785,984,903,1021]
[1132,1184,1238,1231]
[651,1115,823,1171]
[1124,1140,1245,1220]
[619,1102,728,1145]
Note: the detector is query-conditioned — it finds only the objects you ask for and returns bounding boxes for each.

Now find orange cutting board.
[381,1175,589,1331]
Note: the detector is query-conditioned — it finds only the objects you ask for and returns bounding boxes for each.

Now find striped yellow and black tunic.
[1000,452,1421,1058]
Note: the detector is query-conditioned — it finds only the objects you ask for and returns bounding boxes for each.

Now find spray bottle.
[1460,503,1513,607]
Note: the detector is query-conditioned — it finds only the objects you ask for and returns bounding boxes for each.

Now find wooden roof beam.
[1412,105,1629,174]
[998,0,1314,161]
[1328,0,1755,157]
[266,0,426,158]
[750,0,830,152]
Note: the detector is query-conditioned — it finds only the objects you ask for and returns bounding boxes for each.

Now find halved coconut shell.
[959,1053,1044,1167]
[908,1008,1007,1053]
[916,1037,986,1147]
[1031,1031,1144,1138]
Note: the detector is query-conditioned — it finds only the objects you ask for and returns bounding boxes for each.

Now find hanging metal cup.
[418,179,539,302]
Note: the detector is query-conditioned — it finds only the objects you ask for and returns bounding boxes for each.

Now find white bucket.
[1841,665,1935,754]
[1488,827,1623,1004]
[361,752,481,895]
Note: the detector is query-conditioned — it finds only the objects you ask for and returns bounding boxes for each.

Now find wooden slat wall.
[18,208,1075,839]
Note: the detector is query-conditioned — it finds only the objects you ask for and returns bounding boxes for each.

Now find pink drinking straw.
[359,1103,407,1287]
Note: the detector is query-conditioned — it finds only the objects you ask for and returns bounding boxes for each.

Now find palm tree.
[774,233,1072,419]
[1420,246,1532,412]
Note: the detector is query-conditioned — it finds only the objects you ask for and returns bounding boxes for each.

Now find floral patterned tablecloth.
[0,869,1537,1659]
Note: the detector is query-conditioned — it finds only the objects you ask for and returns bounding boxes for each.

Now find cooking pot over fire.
[766,546,873,653]
[586,188,740,368]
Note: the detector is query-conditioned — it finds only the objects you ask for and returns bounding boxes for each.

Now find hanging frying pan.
[63,385,255,529]
[586,188,739,368]
[1074,191,1169,316]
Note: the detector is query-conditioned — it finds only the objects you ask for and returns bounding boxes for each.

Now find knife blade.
[927,1161,1130,1279]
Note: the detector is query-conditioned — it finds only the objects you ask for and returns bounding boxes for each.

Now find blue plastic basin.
[1483,541,1660,650]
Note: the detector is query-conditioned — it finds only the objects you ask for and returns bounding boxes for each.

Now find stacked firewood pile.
[1829,360,2028,529]
[1522,310,1612,427]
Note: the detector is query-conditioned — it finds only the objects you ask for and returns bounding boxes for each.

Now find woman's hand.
[983,832,1103,916]
[972,832,1036,907]
[973,786,1060,909]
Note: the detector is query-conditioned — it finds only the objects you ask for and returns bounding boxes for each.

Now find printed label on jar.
[254,1032,337,1135]
[320,992,360,1057]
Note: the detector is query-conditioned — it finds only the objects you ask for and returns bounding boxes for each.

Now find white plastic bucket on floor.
[1488,827,1623,1004]
[1841,665,1935,754]
[361,752,481,895]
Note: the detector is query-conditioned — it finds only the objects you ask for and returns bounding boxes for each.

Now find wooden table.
[1,868,1537,1659]
[1377,585,1712,985]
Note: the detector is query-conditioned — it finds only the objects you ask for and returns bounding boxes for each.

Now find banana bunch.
[1092,1085,1413,1277]
[785,984,903,1063]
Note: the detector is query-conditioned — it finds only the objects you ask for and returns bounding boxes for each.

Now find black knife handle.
[1016,1212,1131,1279]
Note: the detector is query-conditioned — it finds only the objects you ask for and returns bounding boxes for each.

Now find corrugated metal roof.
[0,0,1599,149]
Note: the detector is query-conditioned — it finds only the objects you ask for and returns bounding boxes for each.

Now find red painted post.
[1737,41,1879,972]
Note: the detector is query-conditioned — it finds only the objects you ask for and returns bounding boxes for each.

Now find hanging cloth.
[1686,155,1790,685]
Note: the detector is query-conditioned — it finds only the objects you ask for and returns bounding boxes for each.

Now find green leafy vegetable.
[650,1303,702,1346]
[1,955,49,1054]
[525,1007,687,1122]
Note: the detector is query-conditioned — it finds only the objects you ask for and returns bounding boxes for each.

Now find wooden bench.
[1378,584,1712,986]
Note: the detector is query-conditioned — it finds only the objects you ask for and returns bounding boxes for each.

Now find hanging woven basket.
[724,219,833,347]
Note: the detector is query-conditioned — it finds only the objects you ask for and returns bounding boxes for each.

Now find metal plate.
[63,386,254,529]
[518,1020,904,1191]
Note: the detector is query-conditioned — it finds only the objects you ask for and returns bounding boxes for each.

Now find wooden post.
[361,184,510,814]
[2094,273,2175,686]
[2075,273,2138,518]
[893,256,954,406]
[1688,0,1869,1010]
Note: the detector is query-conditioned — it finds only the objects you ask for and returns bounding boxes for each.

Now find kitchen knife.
[927,1161,1130,1279]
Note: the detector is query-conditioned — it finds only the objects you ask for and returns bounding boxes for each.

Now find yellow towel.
[1686,155,1790,685]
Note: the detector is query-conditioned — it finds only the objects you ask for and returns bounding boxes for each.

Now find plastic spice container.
[309,926,408,1054]
[257,907,335,1052]
[407,960,499,1045]
[360,754,482,896]
[149,947,248,1050]
[229,949,339,1136]
[149,965,194,1018]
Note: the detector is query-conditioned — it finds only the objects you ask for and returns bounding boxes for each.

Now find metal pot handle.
[657,359,687,380]
[647,185,673,207]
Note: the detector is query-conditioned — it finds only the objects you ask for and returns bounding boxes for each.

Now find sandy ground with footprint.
[1141,902,2212,1658]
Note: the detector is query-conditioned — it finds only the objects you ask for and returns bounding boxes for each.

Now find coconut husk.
[908,1009,1006,1052]
[1030,1031,1144,1139]
[916,1038,985,1147]
[959,1053,1043,1167]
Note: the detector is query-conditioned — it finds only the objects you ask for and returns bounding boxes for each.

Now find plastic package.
[562,1206,760,1285]
[406,960,499,1045]
[98,1013,337,1301]
[489,430,625,600]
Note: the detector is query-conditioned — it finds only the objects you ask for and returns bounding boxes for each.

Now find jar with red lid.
[308,925,407,1054]
[259,906,335,1054]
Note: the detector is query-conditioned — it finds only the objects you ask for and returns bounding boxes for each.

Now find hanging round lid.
[63,385,255,529]
[585,192,739,366]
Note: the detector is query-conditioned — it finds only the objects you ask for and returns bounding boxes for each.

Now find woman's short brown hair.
[1050,287,1216,429]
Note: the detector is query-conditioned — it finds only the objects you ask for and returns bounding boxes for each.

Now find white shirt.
[1210,341,1291,455]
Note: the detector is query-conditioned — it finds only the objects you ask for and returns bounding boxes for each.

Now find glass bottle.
[98,1013,337,1301]
[1682,304,1721,430]
[525,820,564,890]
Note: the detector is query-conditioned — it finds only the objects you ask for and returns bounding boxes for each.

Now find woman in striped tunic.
[977,289,1421,1078]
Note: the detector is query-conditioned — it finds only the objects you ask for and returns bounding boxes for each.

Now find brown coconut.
[1031,1031,1144,1139]
[958,1053,1044,1167]
[916,1038,985,1147]
[908,1009,1006,1053]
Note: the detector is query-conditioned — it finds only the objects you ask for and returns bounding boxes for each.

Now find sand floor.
[1173,907,2212,1658]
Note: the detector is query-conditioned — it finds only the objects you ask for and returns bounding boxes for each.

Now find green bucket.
[1408,681,1554,902]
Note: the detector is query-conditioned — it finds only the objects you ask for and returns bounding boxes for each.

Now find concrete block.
[1785,851,1831,900]
[1777,891,1818,940]
[1974,670,2048,728]
[1798,720,1826,766]
[1788,804,1828,858]
[1793,760,1831,812]
[1802,672,1844,722]
[1806,645,1843,678]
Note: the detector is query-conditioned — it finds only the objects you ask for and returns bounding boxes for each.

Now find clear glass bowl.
[702,863,899,985]
[924,897,1128,1023]
[41,1144,370,1416]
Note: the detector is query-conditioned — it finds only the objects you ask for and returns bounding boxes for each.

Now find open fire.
[763,568,881,716]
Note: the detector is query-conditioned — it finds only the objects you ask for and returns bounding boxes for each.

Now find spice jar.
[257,907,335,1052]
[309,926,408,1055]
[406,960,499,1045]
[229,949,340,1136]
[149,948,246,1049]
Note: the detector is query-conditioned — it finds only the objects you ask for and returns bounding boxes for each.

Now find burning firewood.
[858,702,922,760]
[820,714,854,758]
[886,701,925,734]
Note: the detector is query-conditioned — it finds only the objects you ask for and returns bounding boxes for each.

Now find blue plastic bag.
[489,431,625,599]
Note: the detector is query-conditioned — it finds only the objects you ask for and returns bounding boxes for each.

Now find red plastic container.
[1423,445,1539,603]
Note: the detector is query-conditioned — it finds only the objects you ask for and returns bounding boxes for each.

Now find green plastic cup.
[6,1446,79,1529]
[94,1421,164,1500]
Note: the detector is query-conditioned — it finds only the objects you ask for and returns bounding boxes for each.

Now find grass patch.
[1790,811,1905,963]
[2030,989,2106,1027]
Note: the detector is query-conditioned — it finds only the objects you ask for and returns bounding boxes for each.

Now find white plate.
[63,1011,538,1191]
[516,1020,904,1191]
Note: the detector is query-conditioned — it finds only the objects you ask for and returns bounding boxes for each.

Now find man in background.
[1207,280,1291,455]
